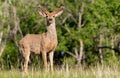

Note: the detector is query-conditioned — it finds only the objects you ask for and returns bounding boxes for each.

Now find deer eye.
[53,16,55,17]
[46,16,48,18]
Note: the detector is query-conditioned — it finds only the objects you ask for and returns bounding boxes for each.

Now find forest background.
[0,0,120,70]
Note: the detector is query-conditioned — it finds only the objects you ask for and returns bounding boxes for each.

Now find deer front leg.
[42,52,48,71]
[23,49,30,73]
[49,51,54,73]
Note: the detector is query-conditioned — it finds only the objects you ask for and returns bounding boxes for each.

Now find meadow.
[0,65,120,78]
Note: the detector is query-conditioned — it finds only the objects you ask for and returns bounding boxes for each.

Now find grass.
[0,65,120,78]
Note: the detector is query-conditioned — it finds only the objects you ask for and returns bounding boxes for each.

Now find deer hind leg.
[22,48,30,73]
[42,52,48,71]
[49,51,54,73]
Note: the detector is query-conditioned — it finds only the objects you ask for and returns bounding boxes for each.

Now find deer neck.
[46,20,57,40]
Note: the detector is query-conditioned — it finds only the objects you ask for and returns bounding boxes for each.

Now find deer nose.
[49,18,52,21]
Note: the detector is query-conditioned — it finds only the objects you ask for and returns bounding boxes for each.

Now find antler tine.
[38,5,49,14]
[52,6,65,14]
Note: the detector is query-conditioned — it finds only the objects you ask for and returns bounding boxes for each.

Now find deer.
[19,5,64,73]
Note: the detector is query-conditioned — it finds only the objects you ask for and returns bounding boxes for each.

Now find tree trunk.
[78,2,84,28]
[0,32,4,57]
[99,34,103,66]
[77,39,83,65]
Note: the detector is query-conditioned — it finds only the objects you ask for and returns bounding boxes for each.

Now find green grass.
[0,65,120,78]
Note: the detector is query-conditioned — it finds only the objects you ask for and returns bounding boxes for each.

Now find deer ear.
[53,6,64,17]
[38,5,49,17]
[54,10,63,17]
[38,10,46,17]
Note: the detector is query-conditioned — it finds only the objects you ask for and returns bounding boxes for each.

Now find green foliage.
[1,41,19,69]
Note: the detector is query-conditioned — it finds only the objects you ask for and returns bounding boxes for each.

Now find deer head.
[38,5,64,25]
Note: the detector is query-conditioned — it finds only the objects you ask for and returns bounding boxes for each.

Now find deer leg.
[42,52,48,71]
[23,49,30,73]
[49,51,54,73]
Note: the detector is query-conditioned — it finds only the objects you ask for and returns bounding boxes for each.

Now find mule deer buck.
[19,5,64,73]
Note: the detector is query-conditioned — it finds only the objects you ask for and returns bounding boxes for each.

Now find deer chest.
[41,39,58,52]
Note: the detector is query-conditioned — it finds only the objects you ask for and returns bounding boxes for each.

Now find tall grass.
[0,64,120,78]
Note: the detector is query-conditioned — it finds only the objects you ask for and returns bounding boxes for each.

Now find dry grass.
[0,65,120,78]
